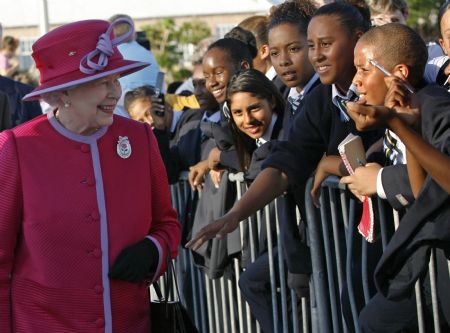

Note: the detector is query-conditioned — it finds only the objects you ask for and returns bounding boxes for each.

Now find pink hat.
[23,18,149,101]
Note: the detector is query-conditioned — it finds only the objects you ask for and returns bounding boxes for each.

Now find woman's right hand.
[186,211,241,251]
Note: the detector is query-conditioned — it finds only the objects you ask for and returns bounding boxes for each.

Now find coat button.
[94,285,103,294]
[80,144,90,153]
[95,318,105,328]
[92,248,101,258]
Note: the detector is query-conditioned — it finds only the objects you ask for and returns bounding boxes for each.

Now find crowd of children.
[1,0,449,332]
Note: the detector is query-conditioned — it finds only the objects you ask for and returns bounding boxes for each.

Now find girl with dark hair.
[225,69,288,332]
[201,38,253,106]
[226,69,285,173]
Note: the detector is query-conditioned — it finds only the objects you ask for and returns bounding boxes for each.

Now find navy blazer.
[0,76,42,127]
[375,85,450,302]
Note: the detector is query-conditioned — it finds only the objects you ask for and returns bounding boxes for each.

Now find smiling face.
[192,63,219,112]
[128,97,154,126]
[307,15,359,92]
[61,74,122,135]
[352,42,388,106]
[439,9,450,56]
[203,48,238,104]
[268,23,315,90]
[230,91,273,139]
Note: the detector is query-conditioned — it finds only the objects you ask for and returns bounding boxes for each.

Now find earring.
[64,101,71,108]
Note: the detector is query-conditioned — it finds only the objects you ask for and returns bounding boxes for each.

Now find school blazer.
[374,85,450,301]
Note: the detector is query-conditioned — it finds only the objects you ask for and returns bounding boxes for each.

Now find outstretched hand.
[186,211,241,251]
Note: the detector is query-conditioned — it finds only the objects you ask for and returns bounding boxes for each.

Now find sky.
[0,0,274,28]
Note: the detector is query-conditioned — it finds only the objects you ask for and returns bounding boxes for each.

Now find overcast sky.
[0,0,275,28]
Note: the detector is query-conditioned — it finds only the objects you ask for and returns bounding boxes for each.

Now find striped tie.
[288,95,301,115]
[383,130,401,165]
[335,95,351,122]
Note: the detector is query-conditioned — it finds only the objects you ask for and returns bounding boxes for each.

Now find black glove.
[109,238,159,283]
[287,272,310,298]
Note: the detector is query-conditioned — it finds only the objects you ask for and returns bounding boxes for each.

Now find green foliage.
[142,19,211,80]
[172,68,193,82]
[407,0,443,41]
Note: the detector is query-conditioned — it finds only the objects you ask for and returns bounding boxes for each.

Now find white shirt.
[424,55,449,84]
[265,66,277,81]
[256,113,278,147]
[202,110,221,123]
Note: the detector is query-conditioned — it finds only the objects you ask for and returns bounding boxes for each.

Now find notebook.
[338,134,375,243]
[338,133,366,174]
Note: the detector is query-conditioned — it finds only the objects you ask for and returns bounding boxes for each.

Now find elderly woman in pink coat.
[0,18,180,333]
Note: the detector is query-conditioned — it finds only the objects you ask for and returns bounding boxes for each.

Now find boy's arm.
[388,115,450,195]
[347,90,450,195]
[405,149,426,198]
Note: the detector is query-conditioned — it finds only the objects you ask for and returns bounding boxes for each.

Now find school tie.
[335,85,359,122]
[383,130,401,165]
[334,96,351,122]
[287,95,301,115]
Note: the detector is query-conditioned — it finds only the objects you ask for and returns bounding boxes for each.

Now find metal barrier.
[161,172,449,333]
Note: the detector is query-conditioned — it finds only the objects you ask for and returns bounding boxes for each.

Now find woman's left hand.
[109,238,159,283]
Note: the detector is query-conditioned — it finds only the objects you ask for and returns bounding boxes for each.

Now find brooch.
[117,136,132,159]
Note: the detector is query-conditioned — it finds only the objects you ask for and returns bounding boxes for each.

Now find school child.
[267,0,320,134]
[188,37,254,188]
[238,15,273,76]
[342,23,450,332]
[224,68,288,333]
[188,37,255,279]
[366,0,408,26]
[424,2,450,89]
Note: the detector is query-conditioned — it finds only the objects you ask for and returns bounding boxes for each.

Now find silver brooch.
[117,136,132,159]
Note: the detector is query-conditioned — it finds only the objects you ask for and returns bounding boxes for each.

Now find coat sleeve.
[381,164,414,210]
[144,125,181,279]
[0,130,22,333]
[262,93,328,189]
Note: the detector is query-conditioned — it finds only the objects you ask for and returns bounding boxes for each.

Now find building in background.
[1,0,273,72]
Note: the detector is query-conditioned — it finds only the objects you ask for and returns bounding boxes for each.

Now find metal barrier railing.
[160,172,449,333]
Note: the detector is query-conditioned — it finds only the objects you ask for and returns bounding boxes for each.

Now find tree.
[142,19,211,80]
[407,0,443,41]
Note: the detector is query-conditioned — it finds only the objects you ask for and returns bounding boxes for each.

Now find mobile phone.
[154,93,165,117]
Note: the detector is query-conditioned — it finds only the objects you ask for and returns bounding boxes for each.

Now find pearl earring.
[64,101,71,108]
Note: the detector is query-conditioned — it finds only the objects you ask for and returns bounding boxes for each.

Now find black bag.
[150,256,199,333]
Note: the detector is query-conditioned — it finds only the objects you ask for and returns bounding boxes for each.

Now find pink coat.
[0,113,181,332]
